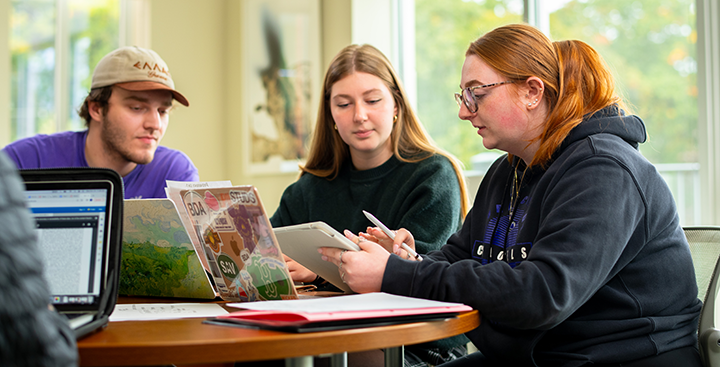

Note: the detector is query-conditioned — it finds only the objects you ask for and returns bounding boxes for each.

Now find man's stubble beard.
[99,114,157,166]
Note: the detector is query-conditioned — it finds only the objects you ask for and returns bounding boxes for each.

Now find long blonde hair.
[467,24,629,167]
[302,44,469,216]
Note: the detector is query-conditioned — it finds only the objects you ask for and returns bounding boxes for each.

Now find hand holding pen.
[363,210,423,261]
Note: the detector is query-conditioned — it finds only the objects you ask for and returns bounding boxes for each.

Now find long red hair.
[467,24,629,167]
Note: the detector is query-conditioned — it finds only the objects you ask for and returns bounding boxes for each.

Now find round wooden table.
[77,309,480,367]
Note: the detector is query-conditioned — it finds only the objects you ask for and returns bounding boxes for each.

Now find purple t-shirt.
[2,130,199,199]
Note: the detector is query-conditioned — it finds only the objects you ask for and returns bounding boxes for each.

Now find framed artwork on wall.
[242,0,321,175]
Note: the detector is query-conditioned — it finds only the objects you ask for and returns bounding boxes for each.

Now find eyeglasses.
[454,81,514,113]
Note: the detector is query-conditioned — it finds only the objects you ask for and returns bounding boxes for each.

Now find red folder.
[208,305,471,332]
[206,293,472,332]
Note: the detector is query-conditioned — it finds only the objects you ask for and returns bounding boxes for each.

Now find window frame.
[0,0,150,145]
[697,0,720,223]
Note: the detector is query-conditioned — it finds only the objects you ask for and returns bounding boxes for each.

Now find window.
[411,0,701,224]
[414,0,523,166]
[548,0,699,222]
[10,0,121,140]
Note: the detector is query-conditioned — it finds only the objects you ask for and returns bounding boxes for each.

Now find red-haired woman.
[323,24,702,367]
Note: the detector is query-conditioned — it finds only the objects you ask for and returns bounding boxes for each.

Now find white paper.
[109,303,228,322]
[226,292,467,313]
[164,180,234,197]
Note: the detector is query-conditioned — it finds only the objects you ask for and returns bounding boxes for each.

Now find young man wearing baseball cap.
[3,46,198,199]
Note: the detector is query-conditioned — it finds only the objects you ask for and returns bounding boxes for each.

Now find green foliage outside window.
[550,0,697,164]
[415,0,523,168]
[10,0,119,140]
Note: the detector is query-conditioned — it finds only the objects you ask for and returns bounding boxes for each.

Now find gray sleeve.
[0,152,78,367]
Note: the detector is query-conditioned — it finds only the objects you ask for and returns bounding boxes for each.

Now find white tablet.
[273,222,360,293]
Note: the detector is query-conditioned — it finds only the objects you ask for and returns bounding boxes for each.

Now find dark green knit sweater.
[270,154,463,254]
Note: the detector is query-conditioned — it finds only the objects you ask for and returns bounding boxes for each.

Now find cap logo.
[148,70,169,82]
[133,61,168,74]
[132,61,169,82]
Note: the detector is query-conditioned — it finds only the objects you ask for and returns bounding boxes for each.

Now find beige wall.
[150,0,351,212]
[149,1,226,183]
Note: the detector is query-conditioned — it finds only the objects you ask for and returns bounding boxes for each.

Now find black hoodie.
[381,106,701,366]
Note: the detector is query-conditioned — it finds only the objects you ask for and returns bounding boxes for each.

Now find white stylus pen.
[362,210,423,261]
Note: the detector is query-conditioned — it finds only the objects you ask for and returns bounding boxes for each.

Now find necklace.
[508,165,528,229]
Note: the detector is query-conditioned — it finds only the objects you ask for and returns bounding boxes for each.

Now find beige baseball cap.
[91,46,189,106]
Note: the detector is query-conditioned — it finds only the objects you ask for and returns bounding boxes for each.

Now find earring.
[334,124,338,130]
[393,115,398,123]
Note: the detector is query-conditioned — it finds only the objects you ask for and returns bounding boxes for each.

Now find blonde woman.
[269,44,470,366]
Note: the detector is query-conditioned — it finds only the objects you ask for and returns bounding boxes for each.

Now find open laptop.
[121,198,217,299]
[121,185,298,302]
[20,168,123,339]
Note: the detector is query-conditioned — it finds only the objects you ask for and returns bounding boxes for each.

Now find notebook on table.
[20,168,123,339]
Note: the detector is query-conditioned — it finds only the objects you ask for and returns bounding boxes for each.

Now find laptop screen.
[23,181,114,312]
